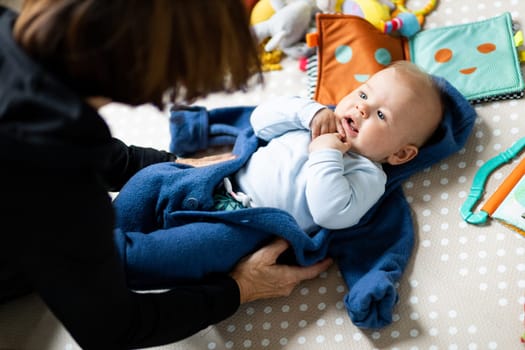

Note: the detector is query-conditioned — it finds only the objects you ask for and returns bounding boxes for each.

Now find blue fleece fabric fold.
[113,76,476,329]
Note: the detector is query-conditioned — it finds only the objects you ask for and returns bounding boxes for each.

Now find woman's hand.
[231,239,333,304]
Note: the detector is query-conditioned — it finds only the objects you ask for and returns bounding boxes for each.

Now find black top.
[0,7,240,349]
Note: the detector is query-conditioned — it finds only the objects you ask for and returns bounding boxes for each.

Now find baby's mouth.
[344,117,359,136]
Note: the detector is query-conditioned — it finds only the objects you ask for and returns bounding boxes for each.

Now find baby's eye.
[359,92,367,100]
[377,110,385,120]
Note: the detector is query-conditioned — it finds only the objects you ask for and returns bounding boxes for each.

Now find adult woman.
[0,1,332,349]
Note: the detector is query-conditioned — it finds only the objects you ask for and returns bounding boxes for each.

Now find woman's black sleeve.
[102,138,176,192]
[5,168,239,349]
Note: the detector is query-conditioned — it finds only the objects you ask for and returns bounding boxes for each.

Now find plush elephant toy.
[251,0,317,58]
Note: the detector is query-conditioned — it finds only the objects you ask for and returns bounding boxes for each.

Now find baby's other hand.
[310,108,344,139]
[309,133,351,154]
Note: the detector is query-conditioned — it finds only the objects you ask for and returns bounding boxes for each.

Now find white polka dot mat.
[0,1,524,349]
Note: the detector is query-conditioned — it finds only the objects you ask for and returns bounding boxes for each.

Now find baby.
[231,61,443,233]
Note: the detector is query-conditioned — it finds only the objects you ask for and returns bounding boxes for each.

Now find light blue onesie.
[235,96,386,233]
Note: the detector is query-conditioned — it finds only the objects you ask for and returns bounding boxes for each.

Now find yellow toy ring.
[393,0,437,16]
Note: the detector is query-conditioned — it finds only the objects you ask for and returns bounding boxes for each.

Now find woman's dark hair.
[14,0,262,106]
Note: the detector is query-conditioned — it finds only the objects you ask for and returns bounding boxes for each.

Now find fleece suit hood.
[113,76,477,329]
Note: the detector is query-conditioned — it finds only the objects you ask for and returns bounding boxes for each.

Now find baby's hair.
[388,60,433,79]
[388,60,443,147]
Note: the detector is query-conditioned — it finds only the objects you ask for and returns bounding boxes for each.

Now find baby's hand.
[310,108,344,139]
[309,133,351,154]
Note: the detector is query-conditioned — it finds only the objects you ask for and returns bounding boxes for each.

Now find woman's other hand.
[176,152,236,167]
[231,239,333,304]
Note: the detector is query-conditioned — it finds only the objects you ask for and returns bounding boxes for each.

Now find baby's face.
[334,67,432,163]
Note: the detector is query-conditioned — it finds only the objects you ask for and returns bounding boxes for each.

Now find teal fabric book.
[408,12,524,103]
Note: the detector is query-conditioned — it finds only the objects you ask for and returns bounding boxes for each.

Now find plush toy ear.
[387,145,418,165]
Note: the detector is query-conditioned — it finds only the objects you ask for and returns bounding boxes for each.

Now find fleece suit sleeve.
[329,187,414,329]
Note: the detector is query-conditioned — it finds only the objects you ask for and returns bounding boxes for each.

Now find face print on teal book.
[408,12,524,101]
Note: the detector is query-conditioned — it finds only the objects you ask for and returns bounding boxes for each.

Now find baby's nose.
[355,103,368,118]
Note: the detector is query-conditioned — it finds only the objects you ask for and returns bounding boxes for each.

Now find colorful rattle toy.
[383,0,437,37]
[318,0,438,38]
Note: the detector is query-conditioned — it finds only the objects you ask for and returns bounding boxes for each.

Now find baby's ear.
[387,145,418,165]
